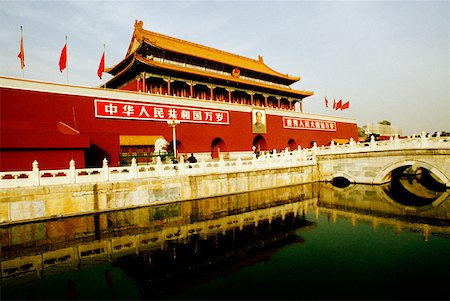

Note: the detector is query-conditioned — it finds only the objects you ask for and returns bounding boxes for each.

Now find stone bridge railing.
[312,132,450,155]
[1,132,449,189]
[0,149,316,189]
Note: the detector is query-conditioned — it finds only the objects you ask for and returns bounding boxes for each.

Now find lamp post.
[167,119,180,159]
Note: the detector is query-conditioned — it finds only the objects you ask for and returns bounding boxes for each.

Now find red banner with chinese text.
[95,99,229,125]
[283,117,336,131]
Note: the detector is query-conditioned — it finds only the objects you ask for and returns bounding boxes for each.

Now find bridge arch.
[327,172,357,184]
[374,185,450,211]
[373,160,450,187]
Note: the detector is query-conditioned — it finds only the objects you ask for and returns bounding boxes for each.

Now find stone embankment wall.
[0,165,317,224]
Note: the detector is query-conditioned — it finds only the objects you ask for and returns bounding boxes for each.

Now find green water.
[170,213,449,300]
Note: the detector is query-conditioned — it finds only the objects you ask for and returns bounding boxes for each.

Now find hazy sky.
[1,0,449,135]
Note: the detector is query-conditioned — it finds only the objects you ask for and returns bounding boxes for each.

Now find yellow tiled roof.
[128,20,301,82]
[134,55,313,98]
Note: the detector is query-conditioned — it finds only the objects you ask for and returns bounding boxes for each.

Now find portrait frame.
[252,109,267,134]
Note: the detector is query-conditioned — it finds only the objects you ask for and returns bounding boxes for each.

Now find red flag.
[97,51,105,79]
[332,99,336,109]
[59,43,67,72]
[324,96,329,108]
[341,101,350,110]
[335,99,342,110]
[18,32,25,69]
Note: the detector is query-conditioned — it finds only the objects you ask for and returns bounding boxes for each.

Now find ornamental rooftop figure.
[105,20,313,111]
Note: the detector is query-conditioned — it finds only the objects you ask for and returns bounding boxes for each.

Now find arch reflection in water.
[329,163,449,208]
[383,165,448,207]
[320,182,450,226]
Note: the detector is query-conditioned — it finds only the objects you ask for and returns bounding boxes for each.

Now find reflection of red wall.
[1,85,357,171]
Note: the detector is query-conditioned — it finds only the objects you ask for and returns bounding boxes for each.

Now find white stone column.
[69,159,76,184]
[32,160,40,186]
[102,158,109,181]
[130,158,138,179]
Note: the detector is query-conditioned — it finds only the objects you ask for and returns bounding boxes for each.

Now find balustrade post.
[298,149,303,164]
[130,158,138,179]
[32,160,40,186]
[69,159,76,184]
[178,155,186,175]
[420,131,427,148]
[394,134,400,149]
[370,135,375,150]
[156,156,163,176]
[312,142,318,156]
[330,140,335,154]
[349,138,356,150]
[102,158,109,181]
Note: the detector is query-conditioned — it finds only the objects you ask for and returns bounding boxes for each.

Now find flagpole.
[20,26,24,78]
[66,36,69,84]
[103,43,106,89]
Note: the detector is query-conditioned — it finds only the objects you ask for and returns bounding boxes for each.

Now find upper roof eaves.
[128,20,301,84]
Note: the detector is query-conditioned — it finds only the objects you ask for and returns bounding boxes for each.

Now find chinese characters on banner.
[95,99,229,124]
[283,117,336,131]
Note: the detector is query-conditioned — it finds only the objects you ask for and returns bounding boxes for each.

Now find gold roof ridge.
[129,20,300,82]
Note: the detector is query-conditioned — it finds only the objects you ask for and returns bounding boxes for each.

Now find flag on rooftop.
[335,99,342,110]
[97,48,105,79]
[341,101,350,110]
[324,96,329,108]
[17,26,25,70]
[59,39,67,73]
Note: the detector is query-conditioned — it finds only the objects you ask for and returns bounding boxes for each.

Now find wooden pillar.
[209,85,214,100]
[250,92,254,106]
[164,78,171,96]
[264,95,268,107]
[289,99,293,110]
[299,100,303,112]
[277,97,281,109]
[189,82,193,98]
[228,88,232,103]
[142,72,146,93]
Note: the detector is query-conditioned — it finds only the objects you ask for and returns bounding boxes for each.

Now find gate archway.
[252,135,267,154]
[288,138,297,151]
[211,137,226,159]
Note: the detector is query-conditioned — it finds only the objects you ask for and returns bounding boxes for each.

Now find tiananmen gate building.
[0,20,358,171]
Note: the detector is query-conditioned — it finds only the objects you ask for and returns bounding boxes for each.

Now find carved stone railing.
[312,132,450,156]
[1,132,449,189]
[0,149,316,189]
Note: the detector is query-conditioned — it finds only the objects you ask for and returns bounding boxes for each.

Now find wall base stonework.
[0,165,317,224]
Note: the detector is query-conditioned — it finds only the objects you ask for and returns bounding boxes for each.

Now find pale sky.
[1,0,449,135]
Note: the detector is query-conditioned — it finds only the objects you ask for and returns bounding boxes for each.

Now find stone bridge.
[315,135,450,188]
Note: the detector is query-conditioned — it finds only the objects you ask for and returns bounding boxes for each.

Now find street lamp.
[167,119,180,159]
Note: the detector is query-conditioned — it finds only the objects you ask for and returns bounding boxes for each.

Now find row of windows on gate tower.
[139,77,299,110]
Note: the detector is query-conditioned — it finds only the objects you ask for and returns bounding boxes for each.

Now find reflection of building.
[0,20,358,171]
[0,184,318,285]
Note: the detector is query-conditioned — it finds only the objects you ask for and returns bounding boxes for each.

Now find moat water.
[1,182,449,300]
